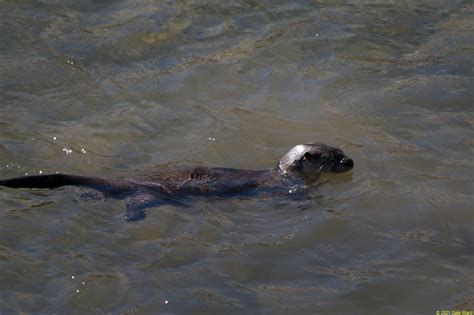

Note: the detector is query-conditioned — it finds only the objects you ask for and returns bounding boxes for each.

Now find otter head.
[276,143,354,179]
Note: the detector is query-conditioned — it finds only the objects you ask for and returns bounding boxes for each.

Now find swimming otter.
[0,143,353,221]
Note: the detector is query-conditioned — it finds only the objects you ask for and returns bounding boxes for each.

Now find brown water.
[0,1,473,314]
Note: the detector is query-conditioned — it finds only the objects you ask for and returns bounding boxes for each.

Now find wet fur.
[0,144,353,221]
[0,168,296,221]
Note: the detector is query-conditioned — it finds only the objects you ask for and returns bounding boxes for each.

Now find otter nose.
[341,157,354,168]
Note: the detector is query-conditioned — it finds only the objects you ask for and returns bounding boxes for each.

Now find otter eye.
[302,153,311,161]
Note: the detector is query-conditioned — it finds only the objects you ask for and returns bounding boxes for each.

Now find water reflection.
[0,0,473,313]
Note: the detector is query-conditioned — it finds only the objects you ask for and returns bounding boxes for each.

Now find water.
[0,0,473,313]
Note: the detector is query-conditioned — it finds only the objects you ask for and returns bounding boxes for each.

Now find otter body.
[139,167,294,195]
[0,143,354,221]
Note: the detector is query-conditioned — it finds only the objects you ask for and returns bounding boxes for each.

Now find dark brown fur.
[0,143,354,221]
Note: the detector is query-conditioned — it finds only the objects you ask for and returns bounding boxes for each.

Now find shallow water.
[0,0,473,314]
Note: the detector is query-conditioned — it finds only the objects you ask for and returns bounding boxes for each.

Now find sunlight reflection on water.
[0,0,473,314]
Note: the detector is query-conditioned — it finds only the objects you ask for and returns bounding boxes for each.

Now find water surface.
[0,0,473,314]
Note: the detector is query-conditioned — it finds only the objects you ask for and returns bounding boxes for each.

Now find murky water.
[0,0,473,313]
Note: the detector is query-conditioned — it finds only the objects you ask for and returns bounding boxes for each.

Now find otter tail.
[0,174,110,190]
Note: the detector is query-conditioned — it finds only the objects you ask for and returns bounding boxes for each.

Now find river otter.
[0,143,353,221]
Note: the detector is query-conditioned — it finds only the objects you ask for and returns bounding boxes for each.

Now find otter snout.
[333,157,354,173]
